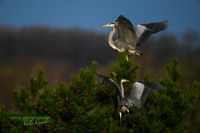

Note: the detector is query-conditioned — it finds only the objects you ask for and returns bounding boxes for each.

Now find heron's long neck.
[120,81,125,98]
[108,27,117,50]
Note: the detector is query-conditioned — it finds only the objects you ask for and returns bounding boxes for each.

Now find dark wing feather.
[115,15,137,47]
[141,82,163,91]
[136,20,168,45]
[96,74,122,98]
[116,15,134,30]
[142,20,168,33]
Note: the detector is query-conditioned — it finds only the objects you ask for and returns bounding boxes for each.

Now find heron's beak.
[121,79,130,83]
[126,109,129,113]
[102,23,114,27]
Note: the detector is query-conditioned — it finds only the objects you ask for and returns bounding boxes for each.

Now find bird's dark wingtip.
[116,15,134,30]
[163,20,169,28]
[119,15,125,18]
[96,73,105,79]
[96,73,110,83]
[149,83,163,90]
[116,15,128,22]
[139,82,163,91]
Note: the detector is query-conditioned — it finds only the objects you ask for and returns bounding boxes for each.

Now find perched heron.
[96,74,162,122]
[102,15,168,56]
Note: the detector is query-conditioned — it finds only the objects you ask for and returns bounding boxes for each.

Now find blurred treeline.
[0,26,200,110]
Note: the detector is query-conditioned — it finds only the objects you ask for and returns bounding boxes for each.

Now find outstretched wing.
[142,82,162,91]
[135,20,168,45]
[115,15,137,48]
[139,82,162,105]
[127,82,162,108]
[96,74,122,98]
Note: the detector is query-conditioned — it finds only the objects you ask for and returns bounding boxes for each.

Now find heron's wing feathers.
[139,82,162,104]
[136,20,168,45]
[126,82,147,108]
[141,21,168,33]
[116,15,134,30]
[127,82,162,107]
[116,15,137,48]
[96,74,122,98]
[128,82,146,101]
[141,82,163,91]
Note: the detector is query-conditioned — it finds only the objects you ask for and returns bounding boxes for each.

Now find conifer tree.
[1,54,198,132]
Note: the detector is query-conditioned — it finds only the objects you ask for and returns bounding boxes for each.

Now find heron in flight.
[96,74,162,123]
[102,15,168,56]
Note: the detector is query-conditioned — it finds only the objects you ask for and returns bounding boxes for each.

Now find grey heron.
[96,74,162,122]
[102,15,168,57]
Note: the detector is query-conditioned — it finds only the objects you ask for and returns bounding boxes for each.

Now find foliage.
[1,54,198,132]
[13,69,48,112]
[112,52,139,82]
[0,105,8,133]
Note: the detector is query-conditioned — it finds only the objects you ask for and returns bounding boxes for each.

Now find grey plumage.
[96,74,162,121]
[103,15,168,56]
[125,82,162,108]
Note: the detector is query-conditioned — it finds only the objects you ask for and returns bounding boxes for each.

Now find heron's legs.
[129,50,143,56]
[125,55,129,62]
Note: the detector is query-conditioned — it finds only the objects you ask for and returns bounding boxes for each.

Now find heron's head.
[119,99,130,113]
[120,105,129,113]
[102,23,115,28]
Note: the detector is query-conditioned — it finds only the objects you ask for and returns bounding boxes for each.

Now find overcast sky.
[0,0,200,34]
